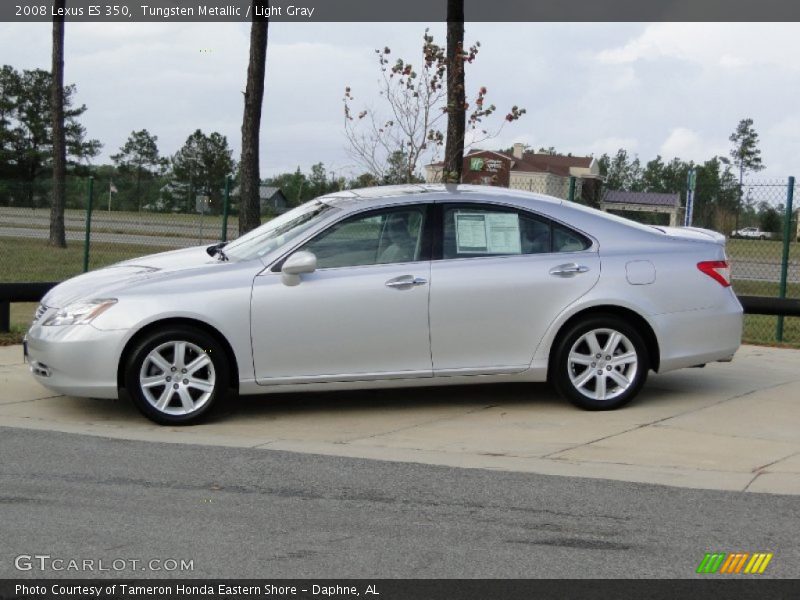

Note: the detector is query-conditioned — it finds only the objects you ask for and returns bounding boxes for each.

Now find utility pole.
[684,168,696,227]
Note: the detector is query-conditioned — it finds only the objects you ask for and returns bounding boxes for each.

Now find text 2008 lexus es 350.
[25,184,742,424]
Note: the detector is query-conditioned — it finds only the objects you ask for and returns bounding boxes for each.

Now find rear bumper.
[653,294,743,373]
[25,323,125,399]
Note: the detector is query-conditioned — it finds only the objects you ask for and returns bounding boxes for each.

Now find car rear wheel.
[552,315,649,410]
[124,326,229,425]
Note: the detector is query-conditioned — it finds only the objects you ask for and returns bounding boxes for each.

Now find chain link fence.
[721,180,799,346]
[0,175,238,284]
[2,174,799,346]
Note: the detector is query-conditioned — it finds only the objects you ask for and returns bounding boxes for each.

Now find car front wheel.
[124,326,230,425]
[552,315,649,410]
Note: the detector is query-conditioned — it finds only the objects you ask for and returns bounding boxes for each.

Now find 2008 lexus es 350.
[25,184,743,424]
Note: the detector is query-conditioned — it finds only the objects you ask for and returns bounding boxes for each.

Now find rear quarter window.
[442,204,591,258]
[553,224,591,252]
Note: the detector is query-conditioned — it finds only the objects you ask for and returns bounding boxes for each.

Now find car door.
[251,204,433,384]
[429,202,600,374]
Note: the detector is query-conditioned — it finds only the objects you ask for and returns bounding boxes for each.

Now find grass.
[0,237,172,282]
[0,302,35,346]
[726,238,798,262]
[743,315,800,348]
[732,278,800,298]
[0,237,174,345]
[0,236,168,344]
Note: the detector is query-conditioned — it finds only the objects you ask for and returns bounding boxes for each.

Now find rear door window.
[442,204,589,259]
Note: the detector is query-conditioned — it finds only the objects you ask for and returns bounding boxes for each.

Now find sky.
[1,21,798,181]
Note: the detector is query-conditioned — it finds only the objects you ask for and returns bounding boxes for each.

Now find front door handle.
[385,275,428,289]
[549,263,590,277]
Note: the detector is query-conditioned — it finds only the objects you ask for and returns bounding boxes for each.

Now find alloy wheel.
[566,328,638,401]
[138,340,216,416]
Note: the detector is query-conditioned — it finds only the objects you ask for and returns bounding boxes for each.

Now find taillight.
[697,260,731,287]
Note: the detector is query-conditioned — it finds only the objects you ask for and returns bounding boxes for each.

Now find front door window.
[299,207,427,269]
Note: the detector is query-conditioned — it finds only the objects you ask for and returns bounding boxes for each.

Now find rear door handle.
[385,275,427,289]
[549,263,590,277]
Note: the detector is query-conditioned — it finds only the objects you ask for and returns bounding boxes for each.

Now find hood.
[653,226,726,245]
[41,245,218,308]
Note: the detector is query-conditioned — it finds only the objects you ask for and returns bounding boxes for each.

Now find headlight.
[42,299,118,327]
[32,303,48,323]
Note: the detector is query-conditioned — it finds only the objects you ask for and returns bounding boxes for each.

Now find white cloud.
[0,22,796,180]
[660,128,699,159]
[606,65,639,91]
[718,54,750,69]
[659,127,726,162]
[768,116,800,139]
[579,137,640,157]
[595,23,799,71]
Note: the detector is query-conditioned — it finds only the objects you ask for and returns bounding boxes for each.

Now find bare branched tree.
[343,39,446,184]
[344,30,525,185]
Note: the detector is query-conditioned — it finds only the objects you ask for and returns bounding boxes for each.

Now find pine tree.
[728,118,765,229]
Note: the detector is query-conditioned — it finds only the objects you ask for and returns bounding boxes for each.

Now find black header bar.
[4,0,800,22]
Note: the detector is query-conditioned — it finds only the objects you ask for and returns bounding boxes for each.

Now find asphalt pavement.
[0,427,798,579]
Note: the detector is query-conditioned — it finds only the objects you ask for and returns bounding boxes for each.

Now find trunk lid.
[653,226,726,245]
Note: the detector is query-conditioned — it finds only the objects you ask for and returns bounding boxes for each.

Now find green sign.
[469,157,485,171]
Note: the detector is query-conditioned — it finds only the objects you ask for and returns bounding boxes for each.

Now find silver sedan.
[25,184,743,424]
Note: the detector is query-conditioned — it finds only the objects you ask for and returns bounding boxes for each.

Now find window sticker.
[455,213,488,251]
[485,213,521,254]
[455,211,521,254]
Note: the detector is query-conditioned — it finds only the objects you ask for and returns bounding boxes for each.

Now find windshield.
[223,200,339,261]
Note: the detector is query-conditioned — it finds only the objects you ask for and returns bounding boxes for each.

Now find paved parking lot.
[3,426,799,578]
[0,344,798,495]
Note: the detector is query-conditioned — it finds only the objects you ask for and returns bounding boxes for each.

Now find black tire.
[123,325,230,425]
[551,314,649,410]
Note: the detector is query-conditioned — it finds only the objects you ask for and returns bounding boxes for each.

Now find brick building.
[425,143,604,205]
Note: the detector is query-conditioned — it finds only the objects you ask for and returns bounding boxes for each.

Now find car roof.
[319,183,565,210]
[318,184,674,248]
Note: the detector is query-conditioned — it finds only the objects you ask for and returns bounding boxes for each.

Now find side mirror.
[281,251,317,286]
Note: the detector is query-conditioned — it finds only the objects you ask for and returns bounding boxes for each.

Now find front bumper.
[25,322,126,399]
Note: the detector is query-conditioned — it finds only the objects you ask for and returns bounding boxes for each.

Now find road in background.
[732,261,800,284]
[0,226,191,248]
[0,206,236,246]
